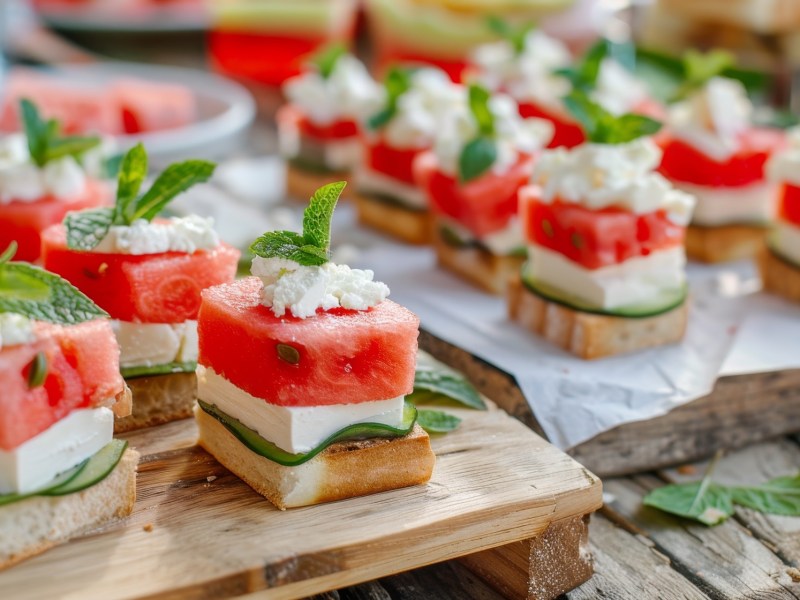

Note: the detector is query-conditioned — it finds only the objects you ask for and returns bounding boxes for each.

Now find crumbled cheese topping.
[531,137,696,225]
[92,215,220,255]
[0,134,87,204]
[251,256,390,319]
[767,126,800,186]
[284,55,383,127]
[0,313,36,350]
[669,76,753,161]
[591,59,648,116]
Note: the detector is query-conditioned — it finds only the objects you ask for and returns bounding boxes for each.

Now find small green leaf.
[27,351,48,389]
[0,242,16,265]
[468,84,495,136]
[411,352,486,410]
[302,180,345,251]
[485,15,534,55]
[486,14,514,38]
[64,207,115,251]
[44,135,101,164]
[309,44,347,79]
[20,98,48,167]
[131,160,215,222]
[563,91,662,145]
[683,49,735,90]
[250,231,329,267]
[644,481,734,526]
[730,474,800,516]
[416,409,462,433]
[368,68,412,130]
[115,143,148,224]
[459,136,497,182]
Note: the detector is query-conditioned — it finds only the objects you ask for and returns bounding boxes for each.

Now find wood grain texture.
[419,330,800,477]
[0,403,601,600]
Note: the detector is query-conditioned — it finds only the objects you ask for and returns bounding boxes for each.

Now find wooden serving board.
[0,402,602,600]
[419,331,800,477]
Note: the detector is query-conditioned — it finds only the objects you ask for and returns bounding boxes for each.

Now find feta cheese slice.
[112,320,198,368]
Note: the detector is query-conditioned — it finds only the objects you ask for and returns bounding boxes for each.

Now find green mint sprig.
[485,15,536,55]
[553,38,635,94]
[64,143,216,251]
[250,181,346,266]
[643,451,800,526]
[0,242,108,325]
[368,68,413,130]
[563,91,661,145]
[308,44,348,79]
[459,84,498,182]
[20,99,101,168]
[671,49,736,102]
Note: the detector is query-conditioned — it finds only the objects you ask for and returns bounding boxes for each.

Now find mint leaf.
[459,136,497,182]
[44,135,101,164]
[115,143,148,224]
[131,159,215,222]
[644,481,734,526]
[416,409,462,433]
[0,242,16,265]
[65,207,114,251]
[564,91,662,144]
[0,261,108,325]
[410,352,486,410]
[485,15,534,55]
[302,180,344,251]
[468,84,495,136]
[19,99,100,167]
[672,49,736,101]
[368,68,412,130]
[309,44,347,79]
[731,474,800,516]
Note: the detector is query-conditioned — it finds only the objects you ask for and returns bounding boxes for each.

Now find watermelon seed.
[276,343,300,365]
[27,351,48,389]
[542,219,554,238]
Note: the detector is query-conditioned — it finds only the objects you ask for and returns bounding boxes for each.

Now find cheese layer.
[112,320,198,368]
[677,180,777,226]
[197,366,405,454]
[0,407,113,495]
[772,221,800,265]
[527,245,686,310]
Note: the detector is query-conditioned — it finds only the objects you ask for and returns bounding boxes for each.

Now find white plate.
[22,62,256,164]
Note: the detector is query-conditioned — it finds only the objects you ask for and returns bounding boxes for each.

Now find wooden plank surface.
[0,403,602,600]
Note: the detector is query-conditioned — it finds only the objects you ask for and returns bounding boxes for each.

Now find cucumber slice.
[439,225,527,258]
[121,361,197,379]
[360,191,428,213]
[45,440,128,496]
[198,400,417,467]
[287,156,341,176]
[0,459,88,507]
[521,271,688,318]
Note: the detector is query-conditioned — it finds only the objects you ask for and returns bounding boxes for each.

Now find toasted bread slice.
[286,163,352,203]
[195,405,435,510]
[759,248,800,303]
[114,372,196,433]
[353,193,434,245]
[686,224,767,263]
[658,0,800,33]
[507,275,689,360]
[0,448,139,570]
[433,227,524,295]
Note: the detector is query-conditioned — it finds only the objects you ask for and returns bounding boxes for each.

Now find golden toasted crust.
[194,405,436,510]
[507,275,689,360]
[658,0,800,33]
[759,248,800,303]
[353,193,434,245]
[0,449,138,571]
[433,226,524,295]
[686,224,767,263]
[114,373,196,433]
[286,163,352,203]
[108,385,132,419]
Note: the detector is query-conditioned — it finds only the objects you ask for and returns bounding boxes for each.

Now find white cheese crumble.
[0,134,88,204]
[0,313,36,350]
[251,256,390,319]
[767,126,800,186]
[92,215,220,255]
[592,59,649,116]
[284,55,383,127]
[531,137,696,225]
[668,76,753,161]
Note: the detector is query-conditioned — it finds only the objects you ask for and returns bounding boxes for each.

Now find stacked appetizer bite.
[278,46,382,200]
[195,182,435,509]
[355,68,461,244]
[0,100,111,262]
[658,51,784,263]
[415,83,552,294]
[0,243,137,568]
[762,128,800,302]
[509,95,696,359]
[41,144,239,431]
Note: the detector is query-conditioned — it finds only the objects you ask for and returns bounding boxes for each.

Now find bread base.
[195,405,435,510]
[507,275,690,360]
[686,224,767,263]
[0,448,139,570]
[759,248,800,303]
[286,163,351,203]
[434,228,524,295]
[114,372,197,433]
[353,192,433,245]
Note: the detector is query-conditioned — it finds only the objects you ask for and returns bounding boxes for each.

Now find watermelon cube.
[110,78,196,134]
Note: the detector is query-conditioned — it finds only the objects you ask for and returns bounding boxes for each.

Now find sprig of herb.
[644,451,800,526]
[671,49,736,101]
[417,410,461,433]
[554,38,635,93]
[485,15,535,55]
[20,99,101,168]
[309,44,348,79]
[250,181,346,266]
[368,67,413,130]
[459,84,498,182]
[64,143,216,251]
[0,242,108,325]
[563,91,662,145]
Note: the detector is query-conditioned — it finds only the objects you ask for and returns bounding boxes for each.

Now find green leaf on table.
[730,474,800,516]
[368,67,413,130]
[309,44,347,79]
[416,409,462,433]
[644,480,734,526]
[485,15,535,55]
[20,99,100,168]
[64,207,115,251]
[459,136,497,182]
[563,91,661,145]
[410,351,486,410]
